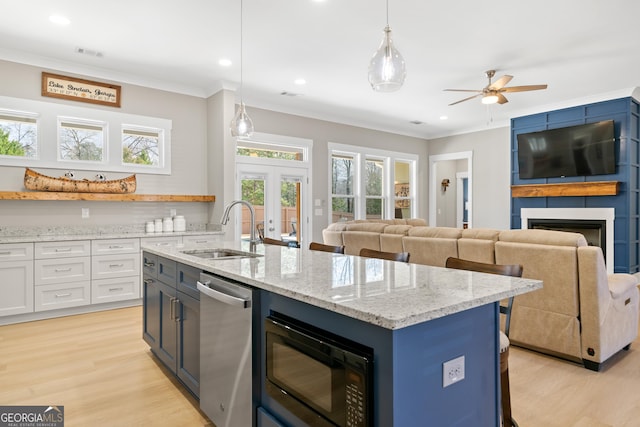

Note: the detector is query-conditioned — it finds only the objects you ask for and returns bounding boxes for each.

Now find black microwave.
[265,313,373,427]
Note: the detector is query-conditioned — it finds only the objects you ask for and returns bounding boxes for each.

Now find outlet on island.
[81,208,90,219]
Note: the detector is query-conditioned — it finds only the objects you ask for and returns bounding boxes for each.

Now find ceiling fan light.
[230,102,254,138]
[368,25,406,92]
[482,93,499,105]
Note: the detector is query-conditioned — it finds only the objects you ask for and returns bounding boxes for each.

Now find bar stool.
[309,242,344,254]
[359,248,410,263]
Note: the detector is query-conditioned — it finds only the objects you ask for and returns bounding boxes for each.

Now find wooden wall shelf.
[0,191,215,202]
[511,181,619,198]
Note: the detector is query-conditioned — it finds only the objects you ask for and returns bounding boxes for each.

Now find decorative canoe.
[24,168,136,194]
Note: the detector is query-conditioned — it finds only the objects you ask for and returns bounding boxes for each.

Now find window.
[331,154,356,222]
[122,126,161,166]
[365,158,384,219]
[0,112,38,159]
[0,95,171,174]
[58,118,105,162]
[237,138,306,161]
[329,143,417,221]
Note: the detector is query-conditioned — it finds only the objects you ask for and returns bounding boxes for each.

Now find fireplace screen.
[528,219,607,261]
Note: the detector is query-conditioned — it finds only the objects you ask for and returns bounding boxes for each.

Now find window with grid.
[329,143,417,221]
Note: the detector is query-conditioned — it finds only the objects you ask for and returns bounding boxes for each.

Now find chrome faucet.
[221,200,258,250]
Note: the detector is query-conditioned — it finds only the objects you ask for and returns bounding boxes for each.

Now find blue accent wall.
[511,97,640,273]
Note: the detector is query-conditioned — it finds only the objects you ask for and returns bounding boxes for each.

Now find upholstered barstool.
[445,257,521,427]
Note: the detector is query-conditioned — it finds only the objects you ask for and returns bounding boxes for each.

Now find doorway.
[236,163,309,245]
[429,151,472,228]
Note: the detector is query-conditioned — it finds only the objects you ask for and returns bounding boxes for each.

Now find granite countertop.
[143,241,542,330]
[0,229,224,244]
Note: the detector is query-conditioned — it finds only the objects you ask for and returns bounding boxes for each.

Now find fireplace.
[520,208,615,274]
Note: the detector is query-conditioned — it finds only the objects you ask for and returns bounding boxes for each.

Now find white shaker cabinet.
[0,243,34,316]
[91,238,141,304]
[34,241,91,312]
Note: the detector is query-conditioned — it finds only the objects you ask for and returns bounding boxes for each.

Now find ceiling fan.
[444,70,547,106]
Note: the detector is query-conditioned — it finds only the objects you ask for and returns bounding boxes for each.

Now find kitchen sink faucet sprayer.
[221,200,258,251]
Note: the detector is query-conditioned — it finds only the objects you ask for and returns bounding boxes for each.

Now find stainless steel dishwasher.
[197,272,253,427]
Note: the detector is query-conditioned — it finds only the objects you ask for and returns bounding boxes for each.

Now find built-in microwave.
[264,313,373,427]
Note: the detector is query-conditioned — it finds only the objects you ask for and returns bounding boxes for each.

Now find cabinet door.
[156,280,178,372]
[0,260,34,316]
[177,291,200,398]
[142,252,158,277]
[143,274,160,350]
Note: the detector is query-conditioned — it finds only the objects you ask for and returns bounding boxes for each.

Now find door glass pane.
[241,175,265,240]
[280,176,300,244]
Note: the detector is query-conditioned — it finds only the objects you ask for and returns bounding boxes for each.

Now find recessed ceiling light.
[409,120,423,125]
[49,15,70,25]
[281,91,302,97]
[218,58,232,67]
[440,115,448,120]
[294,78,306,85]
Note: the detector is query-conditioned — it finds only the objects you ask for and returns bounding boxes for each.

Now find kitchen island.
[142,241,541,426]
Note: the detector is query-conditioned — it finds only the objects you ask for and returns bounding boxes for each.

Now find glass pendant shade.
[368,25,406,92]
[230,102,254,138]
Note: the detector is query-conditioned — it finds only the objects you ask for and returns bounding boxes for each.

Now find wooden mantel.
[0,191,215,202]
[511,181,619,198]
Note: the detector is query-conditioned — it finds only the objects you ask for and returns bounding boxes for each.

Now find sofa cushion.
[345,222,389,233]
[402,236,458,267]
[499,229,587,247]
[461,228,500,241]
[407,226,462,239]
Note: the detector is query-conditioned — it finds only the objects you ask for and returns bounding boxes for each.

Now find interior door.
[236,164,308,245]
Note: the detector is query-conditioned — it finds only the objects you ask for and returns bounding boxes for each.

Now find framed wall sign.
[41,72,121,108]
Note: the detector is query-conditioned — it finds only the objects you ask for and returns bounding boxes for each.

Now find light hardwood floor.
[1,306,639,426]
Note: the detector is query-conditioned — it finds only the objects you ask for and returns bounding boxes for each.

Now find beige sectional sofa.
[323,219,640,371]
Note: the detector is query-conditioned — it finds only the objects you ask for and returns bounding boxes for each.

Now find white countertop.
[0,230,224,244]
[143,241,542,330]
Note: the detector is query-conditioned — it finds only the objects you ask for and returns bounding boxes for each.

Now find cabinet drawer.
[92,276,140,304]
[182,234,223,245]
[140,236,182,248]
[35,257,90,285]
[0,243,34,261]
[35,240,90,259]
[92,238,140,255]
[0,260,34,316]
[35,281,90,312]
[92,253,140,280]
[158,256,177,286]
[143,252,158,277]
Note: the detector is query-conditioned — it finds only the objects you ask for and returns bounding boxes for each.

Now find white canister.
[173,215,186,232]
[162,217,174,232]
[145,221,155,233]
[154,218,163,232]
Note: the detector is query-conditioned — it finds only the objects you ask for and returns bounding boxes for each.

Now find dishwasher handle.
[197,280,252,309]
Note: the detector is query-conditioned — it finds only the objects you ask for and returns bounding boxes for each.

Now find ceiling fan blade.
[497,93,509,104]
[448,93,482,106]
[443,89,483,93]
[501,84,548,93]
[489,75,513,90]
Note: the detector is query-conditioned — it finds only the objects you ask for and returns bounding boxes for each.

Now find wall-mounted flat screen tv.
[517,120,616,179]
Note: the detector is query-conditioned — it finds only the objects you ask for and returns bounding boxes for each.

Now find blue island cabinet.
[257,291,500,427]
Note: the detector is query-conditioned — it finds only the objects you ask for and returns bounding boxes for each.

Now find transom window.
[329,143,417,221]
[0,111,38,159]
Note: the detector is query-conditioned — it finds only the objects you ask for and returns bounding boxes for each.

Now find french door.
[236,163,308,245]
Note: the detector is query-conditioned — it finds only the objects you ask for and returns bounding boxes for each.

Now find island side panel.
[392,302,500,426]
[258,291,500,426]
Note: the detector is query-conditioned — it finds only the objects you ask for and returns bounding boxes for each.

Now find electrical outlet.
[443,355,465,388]
[81,208,90,219]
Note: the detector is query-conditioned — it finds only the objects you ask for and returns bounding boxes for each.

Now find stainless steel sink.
[181,249,262,260]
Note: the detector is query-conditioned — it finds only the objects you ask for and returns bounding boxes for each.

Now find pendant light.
[230,0,254,138]
[368,0,406,92]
